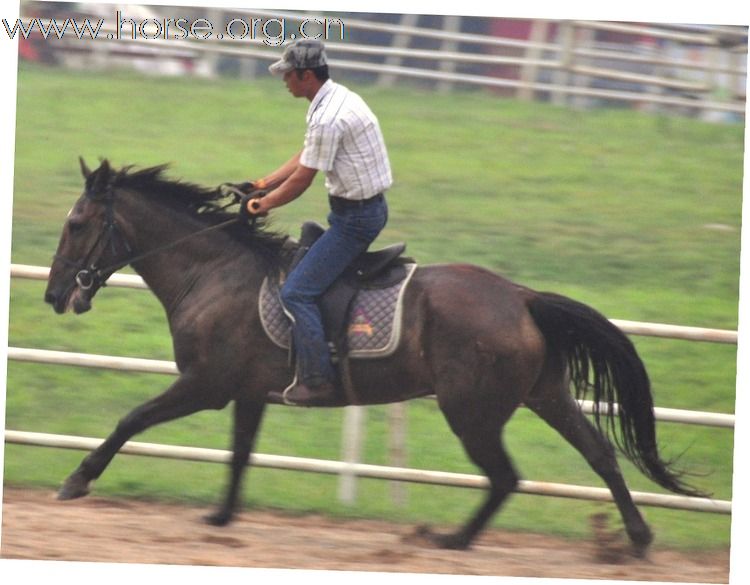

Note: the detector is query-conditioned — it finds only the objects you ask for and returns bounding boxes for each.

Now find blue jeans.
[280,196,388,385]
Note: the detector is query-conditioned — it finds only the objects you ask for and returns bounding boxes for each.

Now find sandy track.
[0,487,729,582]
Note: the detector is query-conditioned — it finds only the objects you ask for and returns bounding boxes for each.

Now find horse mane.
[86,160,293,273]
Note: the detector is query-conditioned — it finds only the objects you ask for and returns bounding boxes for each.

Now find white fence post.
[388,402,408,506]
[338,405,366,504]
[519,19,551,101]
[437,15,462,94]
[553,21,576,107]
[378,13,420,88]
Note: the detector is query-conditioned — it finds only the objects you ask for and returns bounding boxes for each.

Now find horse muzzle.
[45,277,94,315]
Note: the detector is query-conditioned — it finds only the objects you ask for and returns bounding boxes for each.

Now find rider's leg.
[280,198,387,403]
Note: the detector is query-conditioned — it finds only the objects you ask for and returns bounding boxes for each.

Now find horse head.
[44,157,133,314]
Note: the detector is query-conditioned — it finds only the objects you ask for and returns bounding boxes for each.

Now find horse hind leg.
[415,329,541,550]
[418,424,519,550]
[420,373,521,549]
[524,361,653,556]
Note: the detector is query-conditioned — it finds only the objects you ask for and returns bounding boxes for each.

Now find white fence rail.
[6,264,735,514]
[10,263,740,344]
[3,430,731,515]
[6,346,736,429]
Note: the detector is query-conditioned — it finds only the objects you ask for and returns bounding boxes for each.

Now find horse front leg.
[58,373,217,500]
[205,398,267,526]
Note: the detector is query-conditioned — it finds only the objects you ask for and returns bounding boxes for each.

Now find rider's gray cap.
[268,39,328,76]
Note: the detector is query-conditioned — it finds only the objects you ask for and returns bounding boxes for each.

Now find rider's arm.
[252,151,303,190]
[247,163,317,214]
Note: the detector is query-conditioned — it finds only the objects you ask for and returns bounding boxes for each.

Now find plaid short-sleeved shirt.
[300,80,392,200]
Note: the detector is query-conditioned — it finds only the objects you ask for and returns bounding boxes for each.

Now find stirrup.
[281,376,299,406]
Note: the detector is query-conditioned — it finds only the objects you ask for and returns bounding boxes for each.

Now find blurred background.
[16,1,748,121]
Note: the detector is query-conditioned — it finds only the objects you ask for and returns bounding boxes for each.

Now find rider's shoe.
[281,380,340,407]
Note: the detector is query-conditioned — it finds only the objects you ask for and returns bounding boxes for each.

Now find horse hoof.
[629,527,653,558]
[406,525,471,550]
[204,510,233,527]
[631,537,652,559]
[432,533,470,550]
[57,471,91,500]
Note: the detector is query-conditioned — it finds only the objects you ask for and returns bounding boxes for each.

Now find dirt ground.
[0,487,730,582]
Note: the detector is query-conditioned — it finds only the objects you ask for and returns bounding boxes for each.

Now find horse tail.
[527,291,706,498]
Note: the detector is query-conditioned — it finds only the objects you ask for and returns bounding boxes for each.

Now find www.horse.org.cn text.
[2,11,346,46]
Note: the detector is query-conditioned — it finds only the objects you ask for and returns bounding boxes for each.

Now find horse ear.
[79,156,91,179]
[89,158,113,197]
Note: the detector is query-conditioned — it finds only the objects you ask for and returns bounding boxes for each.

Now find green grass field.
[4,62,744,551]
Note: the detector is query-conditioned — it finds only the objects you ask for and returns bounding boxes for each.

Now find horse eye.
[68,221,84,232]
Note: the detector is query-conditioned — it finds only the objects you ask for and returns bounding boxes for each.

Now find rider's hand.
[235,181,255,194]
[240,192,269,219]
[235,179,267,195]
[247,179,268,192]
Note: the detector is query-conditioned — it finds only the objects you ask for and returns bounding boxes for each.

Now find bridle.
[53,189,133,293]
[54,184,251,293]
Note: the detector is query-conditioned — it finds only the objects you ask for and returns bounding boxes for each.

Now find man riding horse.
[241,39,392,407]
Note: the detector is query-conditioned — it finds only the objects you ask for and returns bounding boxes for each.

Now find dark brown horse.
[44,158,704,554]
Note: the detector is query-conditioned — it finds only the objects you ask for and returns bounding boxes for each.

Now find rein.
[57,183,254,292]
[92,216,242,284]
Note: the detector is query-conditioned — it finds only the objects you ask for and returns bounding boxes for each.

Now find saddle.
[263,222,415,404]
[292,221,410,352]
